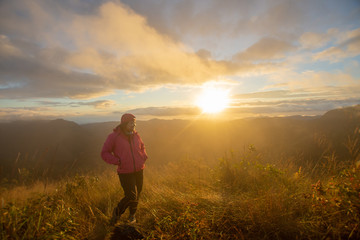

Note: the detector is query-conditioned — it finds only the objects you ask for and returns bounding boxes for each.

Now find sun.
[195,86,230,114]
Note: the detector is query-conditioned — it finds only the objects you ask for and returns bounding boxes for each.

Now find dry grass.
[1,181,59,207]
[1,141,360,239]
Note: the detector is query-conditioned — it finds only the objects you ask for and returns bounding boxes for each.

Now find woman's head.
[120,113,136,134]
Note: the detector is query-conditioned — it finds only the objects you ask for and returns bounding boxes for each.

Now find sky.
[0,0,359,123]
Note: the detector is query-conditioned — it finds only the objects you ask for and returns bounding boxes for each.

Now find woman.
[101,113,148,225]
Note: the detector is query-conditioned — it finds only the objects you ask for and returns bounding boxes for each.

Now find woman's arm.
[139,136,148,160]
[101,133,120,165]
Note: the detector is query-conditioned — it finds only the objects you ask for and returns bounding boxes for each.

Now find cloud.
[37,100,116,109]
[119,106,201,117]
[233,37,296,62]
[313,28,360,62]
[230,84,360,117]
[299,29,338,49]
[232,97,360,108]
[0,107,60,122]
[235,86,360,102]
[228,98,360,116]
[122,0,357,53]
[264,67,360,92]
[0,34,114,99]
[1,0,359,122]
[1,0,358,101]
[0,99,116,122]
[0,35,22,56]
[233,90,310,99]
[65,2,233,86]
[1,0,301,100]
[85,100,116,109]
[196,49,212,60]
[0,1,232,99]
[122,0,307,41]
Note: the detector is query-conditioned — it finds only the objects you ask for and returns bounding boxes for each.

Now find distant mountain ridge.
[0,105,359,181]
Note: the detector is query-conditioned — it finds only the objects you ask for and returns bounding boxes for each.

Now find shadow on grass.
[110,224,144,240]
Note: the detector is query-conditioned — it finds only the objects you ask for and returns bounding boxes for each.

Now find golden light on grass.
[195,86,230,114]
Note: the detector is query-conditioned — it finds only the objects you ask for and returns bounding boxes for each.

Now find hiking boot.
[128,214,136,224]
[109,208,120,226]
[109,214,118,226]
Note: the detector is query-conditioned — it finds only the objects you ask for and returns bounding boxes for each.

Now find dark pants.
[114,170,143,216]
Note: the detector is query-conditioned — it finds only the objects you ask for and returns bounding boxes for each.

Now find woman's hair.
[114,123,126,132]
[115,113,135,133]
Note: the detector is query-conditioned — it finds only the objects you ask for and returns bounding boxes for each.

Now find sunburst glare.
[195,86,230,114]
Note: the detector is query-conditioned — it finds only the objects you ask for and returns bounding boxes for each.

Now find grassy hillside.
[1,105,360,239]
[1,133,360,239]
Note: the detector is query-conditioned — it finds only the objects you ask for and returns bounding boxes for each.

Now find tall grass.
[1,134,360,239]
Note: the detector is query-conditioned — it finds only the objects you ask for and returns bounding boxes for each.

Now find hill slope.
[1,105,359,181]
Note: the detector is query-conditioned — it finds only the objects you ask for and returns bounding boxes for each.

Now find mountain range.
[1,105,359,181]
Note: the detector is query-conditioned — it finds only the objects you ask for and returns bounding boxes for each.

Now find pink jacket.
[101,127,148,174]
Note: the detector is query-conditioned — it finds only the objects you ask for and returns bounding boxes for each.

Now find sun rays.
[195,86,230,114]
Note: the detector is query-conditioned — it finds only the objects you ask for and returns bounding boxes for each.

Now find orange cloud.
[66,2,228,88]
[0,1,235,99]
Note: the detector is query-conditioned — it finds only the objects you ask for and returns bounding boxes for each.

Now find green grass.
[1,147,360,239]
